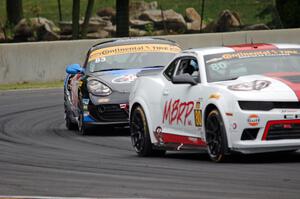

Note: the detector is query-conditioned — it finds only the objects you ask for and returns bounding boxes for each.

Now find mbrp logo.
[247,114,260,126]
[228,80,271,91]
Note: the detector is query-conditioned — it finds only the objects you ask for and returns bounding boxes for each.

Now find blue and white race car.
[64,38,181,134]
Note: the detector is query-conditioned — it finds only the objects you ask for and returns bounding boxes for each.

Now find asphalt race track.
[1,88,300,199]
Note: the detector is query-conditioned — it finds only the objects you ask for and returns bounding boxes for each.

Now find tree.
[116,0,129,37]
[82,0,95,38]
[72,0,80,39]
[6,0,23,25]
[276,0,300,28]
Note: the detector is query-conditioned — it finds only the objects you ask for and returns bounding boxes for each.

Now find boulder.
[59,18,112,35]
[129,28,147,36]
[129,19,153,29]
[163,9,186,32]
[242,24,270,30]
[186,21,206,33]
[130,1,158,17]
[0,28,5,42]
[139,9,163,23]
[185,7,201,22]
[58,21,72,35]
[104,24,116,35]
[14,17,60,41]
[37,23,60,41]
[97,7,116,18]
[139,9,186,32]
[86,30,109,39]
[214,10,241,32]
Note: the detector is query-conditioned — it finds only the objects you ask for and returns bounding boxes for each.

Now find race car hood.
[211,74,300,101]
[87,68,159,93]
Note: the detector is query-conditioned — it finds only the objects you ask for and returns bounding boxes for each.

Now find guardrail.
[0,28,300,84]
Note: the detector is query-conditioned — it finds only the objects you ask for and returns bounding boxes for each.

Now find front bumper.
[228,108,300,154]
[81,92,129,126]
[87,103,129,125]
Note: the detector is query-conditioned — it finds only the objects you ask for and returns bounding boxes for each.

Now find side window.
[176,58,200,82]
[163,58,179,80]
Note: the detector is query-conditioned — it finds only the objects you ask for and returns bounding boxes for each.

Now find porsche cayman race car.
[64,38,181,134]
[129,43,300,162]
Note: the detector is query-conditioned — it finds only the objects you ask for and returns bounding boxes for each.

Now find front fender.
[130,96,157,144]
[204,95,236,148]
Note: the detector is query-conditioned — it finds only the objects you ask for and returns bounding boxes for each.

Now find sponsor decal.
[82,99,89,104]
[247,114,260,126]
[222,49,300,60]
[232,123,237,130]
[112,74,137,83]
[194,101,202,127]
[226,112,233,116]
[120,103,129,110]
[209,93,221,99]
[154,126,163,143]
[162,99,194,126]
[88,44,181,62]
[228,80,271,91]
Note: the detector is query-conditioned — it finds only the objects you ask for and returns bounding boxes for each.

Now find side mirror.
[66,64,84,74]
[172,73,197,85]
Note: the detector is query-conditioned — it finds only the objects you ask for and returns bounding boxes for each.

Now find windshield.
[204,49,300,82]
[87,43,181,73]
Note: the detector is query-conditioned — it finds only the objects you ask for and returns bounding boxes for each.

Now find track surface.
[1,88,300,198]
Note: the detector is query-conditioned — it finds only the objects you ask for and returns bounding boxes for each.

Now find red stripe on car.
[267,72,300,101]
[161,133,206,146]
[228,43,277,51]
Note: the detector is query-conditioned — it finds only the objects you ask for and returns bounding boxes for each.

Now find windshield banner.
[89,44,181,62]
[206,49,300,64]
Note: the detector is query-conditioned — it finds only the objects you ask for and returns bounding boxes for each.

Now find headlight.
[87,80,112,96]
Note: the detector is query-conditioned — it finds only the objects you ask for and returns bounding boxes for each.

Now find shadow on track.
[162,150,300,164]
[76,126,130,137]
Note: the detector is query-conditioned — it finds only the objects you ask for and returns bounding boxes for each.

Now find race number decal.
[194,101,202,127]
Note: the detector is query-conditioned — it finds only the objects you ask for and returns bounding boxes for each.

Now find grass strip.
[0,80,64,90]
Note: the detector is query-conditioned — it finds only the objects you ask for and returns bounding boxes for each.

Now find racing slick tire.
[65,112,78,131]
[78,110,88,136]
[205,109,230,162]
[130,106,166,157]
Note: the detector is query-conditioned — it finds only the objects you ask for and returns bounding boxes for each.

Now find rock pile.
[9,1,270,42]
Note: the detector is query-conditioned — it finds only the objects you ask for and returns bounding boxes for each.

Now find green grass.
[0,80,63,91]
[0,0,275,26]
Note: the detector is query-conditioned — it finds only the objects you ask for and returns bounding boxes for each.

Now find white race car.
[129,43,300,162]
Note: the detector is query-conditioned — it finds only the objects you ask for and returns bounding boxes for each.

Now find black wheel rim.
[206,114,222,157]
[131,111,145,152]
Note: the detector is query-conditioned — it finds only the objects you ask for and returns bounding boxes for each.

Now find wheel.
[205,109,230,162]
[65,112,78,130]
[130,106,165,157]
[78,111,88,135]
[64,103,78,130]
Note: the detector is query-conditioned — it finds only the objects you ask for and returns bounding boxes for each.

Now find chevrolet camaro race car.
[64,38,181,134]
[129,43,300,162]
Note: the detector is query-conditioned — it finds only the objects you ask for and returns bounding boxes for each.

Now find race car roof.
[184,43,300,56]
[90,37,180,52]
